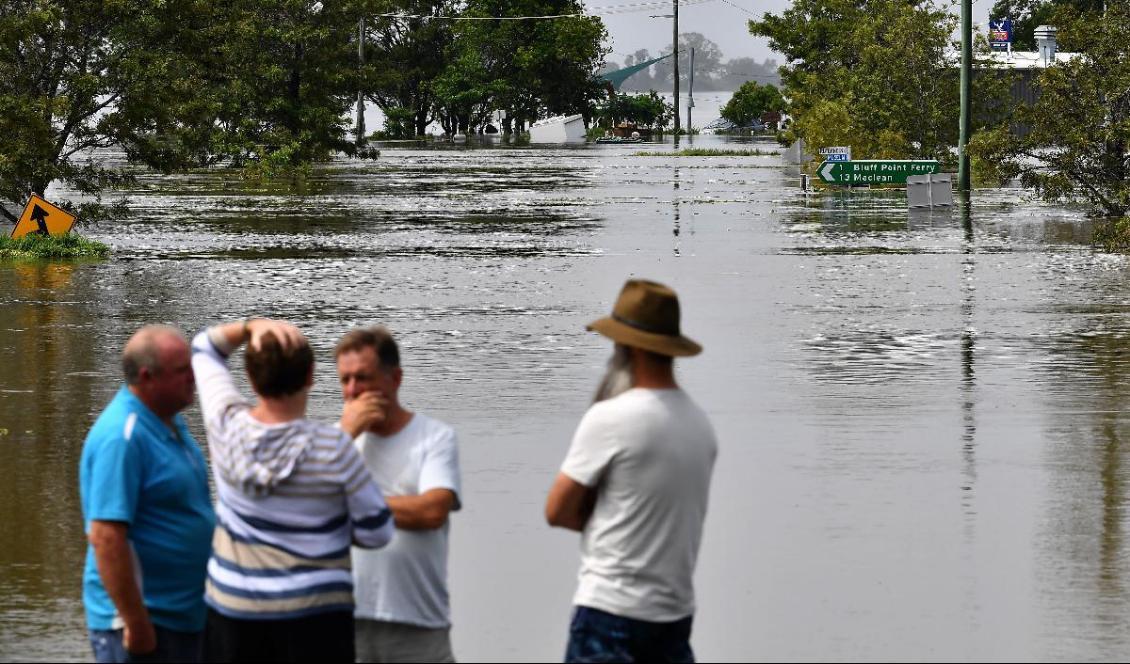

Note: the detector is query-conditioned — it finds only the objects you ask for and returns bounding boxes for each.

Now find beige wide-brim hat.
[587,279,702,357]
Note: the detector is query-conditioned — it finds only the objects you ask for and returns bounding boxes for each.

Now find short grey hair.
[122,325,187,385]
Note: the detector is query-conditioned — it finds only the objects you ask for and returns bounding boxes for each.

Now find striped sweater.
[191,328,394,620]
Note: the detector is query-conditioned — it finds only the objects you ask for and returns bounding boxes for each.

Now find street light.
[648,5,679,135]
[356,17,365,145]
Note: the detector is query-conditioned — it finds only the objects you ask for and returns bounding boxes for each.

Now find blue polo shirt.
[80,386,215,633]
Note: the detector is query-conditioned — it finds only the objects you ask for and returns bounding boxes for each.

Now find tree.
[431,0,608,135]
[363,0,456,138]
[0,0,370,221]
[621,49,654,90]
[0,1,212,220]
[599,91,673,129]
[987,0,1102,50]
[653,32,723,90]
[969,4,1130,220]
[717,57,780,90]
[720,82,785,127]
[750,0,1009,164]
[202,0,367,169]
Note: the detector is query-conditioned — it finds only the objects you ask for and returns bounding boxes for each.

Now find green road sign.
[817,160,941,185]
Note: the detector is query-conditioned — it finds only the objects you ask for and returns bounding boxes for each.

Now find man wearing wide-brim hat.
[545,278,718,663]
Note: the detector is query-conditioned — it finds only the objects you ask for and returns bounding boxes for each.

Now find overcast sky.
[584,0,1003,65]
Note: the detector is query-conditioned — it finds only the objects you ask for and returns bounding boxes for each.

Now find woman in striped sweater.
[190,319,394,663]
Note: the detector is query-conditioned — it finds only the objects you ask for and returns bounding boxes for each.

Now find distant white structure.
[982,25,1077,70]
[528,114,586,143]
[983,49,1076,70]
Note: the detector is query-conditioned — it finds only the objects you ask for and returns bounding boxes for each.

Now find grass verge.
[633,148,780,157]
[0,233,110,259]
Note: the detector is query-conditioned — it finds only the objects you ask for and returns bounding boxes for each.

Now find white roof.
[982,50,1079,70]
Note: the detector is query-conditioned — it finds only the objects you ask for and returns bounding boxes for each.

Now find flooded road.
[3,136,1130,661]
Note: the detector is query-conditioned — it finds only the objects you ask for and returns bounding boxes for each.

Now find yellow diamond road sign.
[10,194,76,239]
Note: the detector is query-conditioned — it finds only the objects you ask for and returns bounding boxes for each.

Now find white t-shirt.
[561,388,718,623]
[352,414,462,629]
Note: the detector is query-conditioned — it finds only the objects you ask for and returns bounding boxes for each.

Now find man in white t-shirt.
[336,326,461,663]
[546,279,718,663]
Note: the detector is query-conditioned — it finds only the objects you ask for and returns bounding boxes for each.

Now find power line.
[716,0,756,16]
[601,0,714,15]
[598,0,715,15]
[375,11,581,20]
[589,0,699,10]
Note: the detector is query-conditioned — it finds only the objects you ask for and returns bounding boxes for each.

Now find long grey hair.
[593,344,634,403]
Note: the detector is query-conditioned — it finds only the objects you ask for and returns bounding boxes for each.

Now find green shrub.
[1093,218,1130,253]
[0,233,110,259]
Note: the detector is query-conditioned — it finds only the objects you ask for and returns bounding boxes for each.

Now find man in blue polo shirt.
[80,325,214,663]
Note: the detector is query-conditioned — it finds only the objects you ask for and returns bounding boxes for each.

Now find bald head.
[122,325,195,421]
[123,325,188,385]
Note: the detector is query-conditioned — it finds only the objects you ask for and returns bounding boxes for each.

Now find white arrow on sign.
[820,162,836,181]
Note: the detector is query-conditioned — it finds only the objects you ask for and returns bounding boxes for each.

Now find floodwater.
[3,135,1130,662]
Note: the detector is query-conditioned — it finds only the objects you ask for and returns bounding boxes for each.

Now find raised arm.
[191,318,305,427]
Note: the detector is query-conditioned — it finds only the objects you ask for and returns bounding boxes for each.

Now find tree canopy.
[969,4,1130,219]
[598,91,673,129]
[750,0,1009,164]
[369,0,608,137]
[653,32,724,88]
[0,0,611,215]
[987,0,1103,50]
[720,82,785,128]
[608,48,780,92]
[0,0,201,220]
[362,1,455,139]
[0,0,371,218]
[750,0,957,161]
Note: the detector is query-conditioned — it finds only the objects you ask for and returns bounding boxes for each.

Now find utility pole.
[958,0,971,192]
[672,0,680,135]
[687,47,695,133]
[355,17,366,146]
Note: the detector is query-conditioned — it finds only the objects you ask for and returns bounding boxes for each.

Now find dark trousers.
[204,608,354,663]
[565,605,695,663]
[89,626,204,663]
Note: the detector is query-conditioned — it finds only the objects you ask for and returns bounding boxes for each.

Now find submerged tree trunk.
[287,44,303,135]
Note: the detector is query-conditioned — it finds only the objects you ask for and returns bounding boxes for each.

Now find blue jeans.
[89,626,204,663]
[565,606,695,663]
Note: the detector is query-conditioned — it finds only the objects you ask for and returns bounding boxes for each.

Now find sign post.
[818,146,852,162]
[816,160,941,186]
[10,194,77,239]
[989,18,1013,54]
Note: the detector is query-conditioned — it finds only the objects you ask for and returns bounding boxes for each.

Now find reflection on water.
[3,138,1130,661]
[1035,315,1130,660]
[0,263,99,660]
[960,200,978,503]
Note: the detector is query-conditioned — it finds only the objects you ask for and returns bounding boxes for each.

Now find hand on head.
[248,319,305,352]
